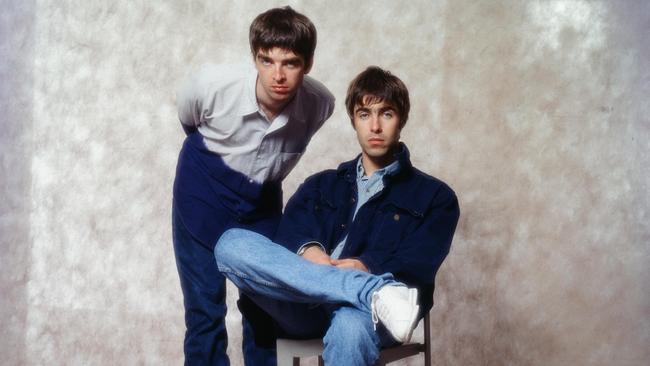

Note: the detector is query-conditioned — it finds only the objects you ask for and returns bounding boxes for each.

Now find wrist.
[298,243,323,256]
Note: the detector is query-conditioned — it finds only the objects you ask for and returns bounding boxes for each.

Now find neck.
[258,99,283,121]
[361,151,396,177]
[256,80,288,122]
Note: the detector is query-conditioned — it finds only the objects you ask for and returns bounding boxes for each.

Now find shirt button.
[351,197,356,203]
[248,179,254,183]
[341,224,346,229]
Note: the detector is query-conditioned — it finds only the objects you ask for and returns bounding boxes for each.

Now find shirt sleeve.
[296,241,327,255]
[302,76,336,136]
[324,93,335,121]
[176,64,221,128]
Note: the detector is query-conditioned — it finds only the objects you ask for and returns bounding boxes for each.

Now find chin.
[272,91,294,100]
[365,149,389,158]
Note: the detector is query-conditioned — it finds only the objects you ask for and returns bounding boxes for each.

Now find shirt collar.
[355,155,402,180]
[240,68,307,124]
[341,143,412,183]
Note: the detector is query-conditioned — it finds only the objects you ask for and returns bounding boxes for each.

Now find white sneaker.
[371,285,419,343]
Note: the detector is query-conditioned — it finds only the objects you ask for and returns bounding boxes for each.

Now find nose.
[370,115,382,133]
[272,65,285,82]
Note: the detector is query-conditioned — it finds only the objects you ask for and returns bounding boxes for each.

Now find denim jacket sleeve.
[274,173,335,253]
[357,182,460,287]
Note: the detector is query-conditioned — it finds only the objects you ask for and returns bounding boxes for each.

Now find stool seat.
[276,338,325,366]
[276,312,431,366]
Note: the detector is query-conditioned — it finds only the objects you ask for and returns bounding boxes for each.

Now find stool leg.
[293,357,300,366]
[318,355,324,366]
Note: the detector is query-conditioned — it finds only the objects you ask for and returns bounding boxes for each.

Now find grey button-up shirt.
[177,63,335,183]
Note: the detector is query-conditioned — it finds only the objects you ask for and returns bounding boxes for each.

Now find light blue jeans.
[215,228,400,365]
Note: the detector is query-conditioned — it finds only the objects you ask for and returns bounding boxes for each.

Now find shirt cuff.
[297,241,326,256]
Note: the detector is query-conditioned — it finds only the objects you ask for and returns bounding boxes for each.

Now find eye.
[259,57,272,66]
[382,111,394,119]
[357,112,369,119]
[285,60,303,69]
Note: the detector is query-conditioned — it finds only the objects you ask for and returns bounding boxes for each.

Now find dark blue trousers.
[172,133,282,365]
[172,204,278,365]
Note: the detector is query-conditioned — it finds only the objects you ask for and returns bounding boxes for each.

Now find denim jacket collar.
[338,142,413,183]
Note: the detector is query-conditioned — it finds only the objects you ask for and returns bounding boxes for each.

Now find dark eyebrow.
[379,106,396,113]
[284,57,304,65]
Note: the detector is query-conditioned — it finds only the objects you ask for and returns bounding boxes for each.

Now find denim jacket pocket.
[370,204,421,250]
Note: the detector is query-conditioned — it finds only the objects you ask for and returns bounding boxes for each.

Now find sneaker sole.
[402,288,419,343]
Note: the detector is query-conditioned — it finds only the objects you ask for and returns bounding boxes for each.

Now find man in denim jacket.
[215,66,459,365]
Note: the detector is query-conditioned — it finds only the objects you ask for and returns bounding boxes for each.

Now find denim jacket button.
[393,214,400,221]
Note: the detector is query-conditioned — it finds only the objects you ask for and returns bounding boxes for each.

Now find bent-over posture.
[172,6,334,365]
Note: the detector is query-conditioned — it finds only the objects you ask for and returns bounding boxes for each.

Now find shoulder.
[411,168,457,201]
[292,161,352,198]
[176,63,256,115]
[390,166,459,216]
[301,75,335,103]
[300,75,336,116]
[300,167,340,190]
[188,63,252,94]
[296,158,356,198]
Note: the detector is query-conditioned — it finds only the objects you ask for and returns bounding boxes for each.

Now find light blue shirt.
[330,157,401,259]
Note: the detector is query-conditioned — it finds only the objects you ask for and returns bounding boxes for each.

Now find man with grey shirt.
[172,6,334,365]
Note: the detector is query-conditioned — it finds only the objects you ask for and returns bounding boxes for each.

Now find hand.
[331,258,369,272]
[301,245,333,266]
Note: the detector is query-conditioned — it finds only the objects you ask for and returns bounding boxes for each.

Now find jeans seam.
[219,266,285,289]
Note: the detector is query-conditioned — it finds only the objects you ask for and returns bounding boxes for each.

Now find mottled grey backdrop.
[1,0,648,365]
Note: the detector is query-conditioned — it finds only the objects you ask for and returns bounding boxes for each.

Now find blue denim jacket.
[275,144,460,314]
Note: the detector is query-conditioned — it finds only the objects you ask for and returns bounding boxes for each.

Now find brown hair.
[345,66,410,128]
[249,6,317,69]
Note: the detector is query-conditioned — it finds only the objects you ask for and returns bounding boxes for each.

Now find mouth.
[271,86,290,94]
[368,138,384,146]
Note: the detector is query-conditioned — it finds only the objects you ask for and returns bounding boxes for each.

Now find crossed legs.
[214,228,408,365]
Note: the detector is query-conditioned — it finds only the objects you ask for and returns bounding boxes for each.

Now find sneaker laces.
[370,292,383,331]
